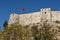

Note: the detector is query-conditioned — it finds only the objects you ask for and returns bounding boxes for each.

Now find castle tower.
[40,8,52,23]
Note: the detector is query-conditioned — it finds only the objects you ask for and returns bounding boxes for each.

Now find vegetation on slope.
[0,21,58,40]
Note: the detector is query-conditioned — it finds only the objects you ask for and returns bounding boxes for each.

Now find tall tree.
[31,25,39,40]
[24,25,32,40]
[3,21,8,29]
[0,26,1,31]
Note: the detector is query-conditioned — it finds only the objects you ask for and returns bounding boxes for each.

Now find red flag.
[20,8,24,11]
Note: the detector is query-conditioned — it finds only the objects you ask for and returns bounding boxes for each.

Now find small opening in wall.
[45,12,46,14]
[55,20,60,23]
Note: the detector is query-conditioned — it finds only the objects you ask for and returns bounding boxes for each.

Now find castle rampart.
[8,8,60,25]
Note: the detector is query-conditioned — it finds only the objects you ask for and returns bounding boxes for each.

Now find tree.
[0,24,32,40]
[38,21,58,40]
[31,24,39,40]
[2,24,32,40]
[0,26,1,31]
[3,21,8,29]
[24,25,32,40]
[31,21,58,40]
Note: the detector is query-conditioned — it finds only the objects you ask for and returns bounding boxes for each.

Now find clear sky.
[0,0,60,30]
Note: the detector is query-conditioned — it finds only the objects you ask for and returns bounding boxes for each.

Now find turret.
[40,8,52,22]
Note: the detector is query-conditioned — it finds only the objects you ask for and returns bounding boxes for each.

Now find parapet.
[40,8,51,12]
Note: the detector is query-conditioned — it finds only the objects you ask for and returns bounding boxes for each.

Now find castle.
[8,8,60,40]
[8,8,60,25]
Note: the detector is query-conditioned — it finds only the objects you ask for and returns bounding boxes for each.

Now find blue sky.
[0,0,60,30]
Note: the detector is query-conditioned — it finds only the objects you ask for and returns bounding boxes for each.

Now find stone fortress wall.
[8,8,60,40]
[8,8,60,25]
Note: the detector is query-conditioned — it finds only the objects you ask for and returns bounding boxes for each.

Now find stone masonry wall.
[8,8,60,25]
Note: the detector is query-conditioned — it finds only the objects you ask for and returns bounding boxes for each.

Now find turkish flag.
[20,8,24,11]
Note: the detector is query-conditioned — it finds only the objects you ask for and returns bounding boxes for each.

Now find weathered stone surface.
[8,8,60,26]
